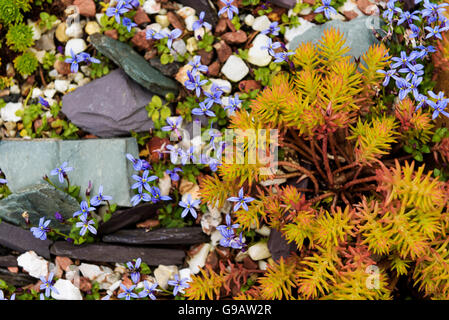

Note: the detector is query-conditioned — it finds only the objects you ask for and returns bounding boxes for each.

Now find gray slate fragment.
[272,0,297,8]
[0,268,35,287]
[102,227,208,245]
[0,138,140,207]
[287,16,384,59]
[0,255,17,267]
[62,69,156,138]
[149,58,182,77]
[0,221,53,259]
[50,241,185,266]
[90,33,179,96]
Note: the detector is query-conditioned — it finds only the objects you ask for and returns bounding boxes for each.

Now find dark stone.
[50,241,185,266]
[102,227,208,245]
[62,69,156,137]
[272,0,297,8]
[0,268,35,287]
[97,202,164,235]
[176,0,218,27]
[0,222,52,259]
[149,58,182,77]
[267,164,310,261]
[90,33,179,96]
[267,229,298,261]
[2,94,21,103]
[0,255,18,267]
[0,184,79,234]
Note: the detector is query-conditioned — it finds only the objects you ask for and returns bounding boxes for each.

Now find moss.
[6,23,35,52]
[13,51,39,76]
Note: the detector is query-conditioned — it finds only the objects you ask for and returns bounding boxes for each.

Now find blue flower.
[40,272,59,297]
[0,178,7,184]
[377,69,397,86]
[203,84,224,106]
[422,0,448,22]
[192,101,216,117]
[117,284,139,300]
[407,75,422,98]
[90,185,113,207]
[64,49,82,73]
[396,78,411,100]
[273,51,294,63]
[391,51,412,69]
[50,162,73,183]
[224,93,242,113]
[126,258,142,284]
[139,281,158,300]
[261,38,282,56]
[425,25,444,40]
[131,192,152,206]
[122,17,137,32]
[189,55,208,74]
[409,24,420,38]
[400,63,424,81]
[146,29,158,40]
[397,10,420,25]
[315,0,338,19]
[150,186,172,203]
[30,217,51,241]
[166,167,183,181]
[77,52,101,65]
[227,188,255,212]
[216,214,239,236]
[166,28,183,50]
[126,153,145,171]
[73,200,95,218]
[179,194,201,219]
[218,0,239,20]
[39,97,50,108]
[167,274,190,296]
[131,170,158,193]
[261,21,280,36]
[382,0,402,22]
[75,215,97,236]
[415,93,428,110]
[0,290,15,300]
[184,71,208,97]
[166,144,183,164]
[106,1,129,24]
[193,11,212,31]
[220,230,245,249]
[180,146,196,165]
[428,99,449,120]
[161,116,183,138]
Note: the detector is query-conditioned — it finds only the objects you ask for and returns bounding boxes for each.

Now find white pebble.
[221,55,249,82]
[252,15,271,32]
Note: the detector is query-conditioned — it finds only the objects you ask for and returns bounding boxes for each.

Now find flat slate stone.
[0,222,52,259]
[0,268,35,287]
[0,138,140,207]
[62,69,157,138]
[50,241,185,266]
[0,255,18,267]
[102,227,208,245]
[287,16,384,59]
[90,33,179,96]
[98,202,164,235]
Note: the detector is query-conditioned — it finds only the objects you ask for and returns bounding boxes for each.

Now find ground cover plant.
[0,0,448,301]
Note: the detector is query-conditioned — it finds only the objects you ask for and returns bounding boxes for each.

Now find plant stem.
[343,176,378,190]
[276,161,320,193]
[322,135,334,187]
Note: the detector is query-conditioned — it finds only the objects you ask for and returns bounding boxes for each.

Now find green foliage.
[42,52,56,70]
[6,23,35,52]
[0,0,23,24]
[197,33,215,52]
[146,95,172,131]
[38,12,58,30]
[14,51,38,76]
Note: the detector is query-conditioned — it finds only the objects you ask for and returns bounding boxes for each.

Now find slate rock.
[272,0,297,8]
[149,58,183,77]
[0,138,140,207]
[0,255,17,267]
[62,69,156,137]
[267,229,298,261]
[98,202,164,235]
[176,0,218,27]
[0,222,53,259]
[102,227,208,245]
[0,268,35,287]
[287,16,384,59]
[50,241,185,266]
[90,33,179,96]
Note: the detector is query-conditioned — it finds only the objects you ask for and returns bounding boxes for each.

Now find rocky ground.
[0,0,386,300]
